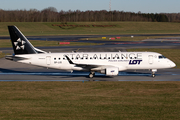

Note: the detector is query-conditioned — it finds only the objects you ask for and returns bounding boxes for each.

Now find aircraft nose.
[170,61,176,68]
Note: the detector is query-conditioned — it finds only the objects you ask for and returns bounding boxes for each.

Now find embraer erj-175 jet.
[6,26,176,78]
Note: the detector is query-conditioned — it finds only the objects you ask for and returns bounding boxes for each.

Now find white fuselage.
[13,51,176,73]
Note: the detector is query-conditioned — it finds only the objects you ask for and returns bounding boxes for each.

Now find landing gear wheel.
[89,72,95,78]
[152,74,155,78]
[89,73,94,78]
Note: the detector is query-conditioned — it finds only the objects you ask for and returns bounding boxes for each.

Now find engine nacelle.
[100,67,119,76]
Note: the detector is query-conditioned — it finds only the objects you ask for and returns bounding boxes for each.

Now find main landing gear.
[151,69,157,78]
[89,72,95,78]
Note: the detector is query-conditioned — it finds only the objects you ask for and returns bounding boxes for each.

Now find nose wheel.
[151,74,155,78]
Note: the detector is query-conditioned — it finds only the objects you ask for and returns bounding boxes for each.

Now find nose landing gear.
[151,69,157,78]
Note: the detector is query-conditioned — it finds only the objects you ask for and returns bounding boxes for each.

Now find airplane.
[5,26,176,78]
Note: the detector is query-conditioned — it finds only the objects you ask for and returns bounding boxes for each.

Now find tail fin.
[8,26,37,55]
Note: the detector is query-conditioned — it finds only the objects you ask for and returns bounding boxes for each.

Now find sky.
[1,0,180,13]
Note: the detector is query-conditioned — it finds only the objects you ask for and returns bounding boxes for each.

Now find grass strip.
[0,40,101,48]
[1,22,180,36]
[0,81,179,120]
[81,36,180,41]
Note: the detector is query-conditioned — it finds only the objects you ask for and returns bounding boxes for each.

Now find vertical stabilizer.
[8,26,37,55]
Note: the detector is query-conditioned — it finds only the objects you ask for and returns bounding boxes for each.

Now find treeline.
[0,7,179,22]
[165,13,180,22]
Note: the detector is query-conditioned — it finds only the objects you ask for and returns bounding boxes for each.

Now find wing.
[65,55,127,72]
[65,55,112,70]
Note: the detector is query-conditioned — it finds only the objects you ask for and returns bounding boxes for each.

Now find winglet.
[65,55,74,64]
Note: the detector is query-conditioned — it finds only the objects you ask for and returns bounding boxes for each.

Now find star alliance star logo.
[14,38,26,50]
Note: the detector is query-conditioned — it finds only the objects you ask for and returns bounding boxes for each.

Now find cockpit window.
[158,55,166,59]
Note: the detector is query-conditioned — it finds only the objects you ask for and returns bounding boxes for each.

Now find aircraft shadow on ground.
[0,68,29,73]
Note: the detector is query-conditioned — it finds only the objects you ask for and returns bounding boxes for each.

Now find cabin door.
[148,55,153,64]
[46,56,51,65]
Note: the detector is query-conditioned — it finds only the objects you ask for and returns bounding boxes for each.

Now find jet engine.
[100,67,119,76]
